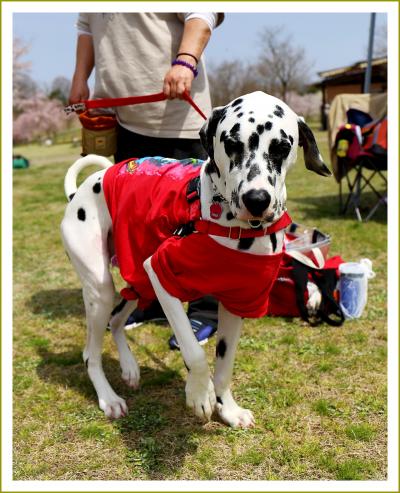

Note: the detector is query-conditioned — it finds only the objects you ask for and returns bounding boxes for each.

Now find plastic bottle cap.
[339,262,365,276]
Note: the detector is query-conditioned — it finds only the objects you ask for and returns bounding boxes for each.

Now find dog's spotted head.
[200,91,331,223]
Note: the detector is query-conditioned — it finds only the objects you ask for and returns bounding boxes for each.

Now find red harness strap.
[64,90,207,121]
[194,212,292,240]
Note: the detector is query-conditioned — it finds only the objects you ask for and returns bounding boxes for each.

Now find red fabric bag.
[266,224,345,326]
[266,254,344,321]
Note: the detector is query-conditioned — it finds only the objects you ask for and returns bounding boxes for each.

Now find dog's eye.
[268,139,292,174]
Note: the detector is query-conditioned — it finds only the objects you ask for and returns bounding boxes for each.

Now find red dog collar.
[193,212,292,240]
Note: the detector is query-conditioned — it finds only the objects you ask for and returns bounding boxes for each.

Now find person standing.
[69,12,223,339]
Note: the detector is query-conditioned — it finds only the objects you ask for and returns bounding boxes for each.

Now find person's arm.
[69,34,94,104]
[163,18,212,100]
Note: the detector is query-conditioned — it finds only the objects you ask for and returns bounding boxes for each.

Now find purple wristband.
[172,59,198,78]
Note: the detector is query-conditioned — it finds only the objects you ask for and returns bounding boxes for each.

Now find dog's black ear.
[199,106,226,159]
[298,118,331,177]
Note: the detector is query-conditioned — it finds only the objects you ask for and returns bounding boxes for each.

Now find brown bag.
[79,110,117,157]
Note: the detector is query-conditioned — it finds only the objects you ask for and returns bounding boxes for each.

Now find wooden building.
[317,57,387,129]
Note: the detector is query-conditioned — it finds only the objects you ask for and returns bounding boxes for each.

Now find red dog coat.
[103,157,288,318]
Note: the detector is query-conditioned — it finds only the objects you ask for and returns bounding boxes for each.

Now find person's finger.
[169,79,177,99]
[165,73,177,99]
[163,79,171,99]
[175,79,187,99]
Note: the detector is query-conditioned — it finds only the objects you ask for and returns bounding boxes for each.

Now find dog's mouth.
[235,211,276,226]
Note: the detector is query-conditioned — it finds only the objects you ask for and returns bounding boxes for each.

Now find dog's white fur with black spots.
[61,91,330,427]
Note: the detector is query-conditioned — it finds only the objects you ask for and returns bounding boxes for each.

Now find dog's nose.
[242,189,271,217]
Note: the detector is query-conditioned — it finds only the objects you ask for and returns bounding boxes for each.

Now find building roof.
[318,57,387,81]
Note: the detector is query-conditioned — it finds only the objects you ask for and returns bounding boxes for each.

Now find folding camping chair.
[332,106,387,221]
[339,151,387,221]
[335,118,387,221]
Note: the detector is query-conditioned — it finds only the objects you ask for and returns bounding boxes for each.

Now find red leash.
[64,90,207,121]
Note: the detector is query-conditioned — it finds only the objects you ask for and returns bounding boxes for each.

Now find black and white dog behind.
[61,91,331,428]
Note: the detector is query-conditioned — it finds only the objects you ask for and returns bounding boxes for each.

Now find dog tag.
[210,202,223,219]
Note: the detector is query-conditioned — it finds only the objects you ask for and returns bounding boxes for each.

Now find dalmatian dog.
[61,91,330,427]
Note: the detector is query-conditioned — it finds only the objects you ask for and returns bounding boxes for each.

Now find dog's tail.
[64,154,113,201]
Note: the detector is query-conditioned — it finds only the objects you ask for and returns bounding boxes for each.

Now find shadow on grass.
[30,289,85,319]
[289,190,387,224]
[35,345,207,479]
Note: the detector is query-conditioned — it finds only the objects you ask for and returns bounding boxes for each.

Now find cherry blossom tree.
[13,37,70,144]
[13,94,66,144]
[286,91,321,120]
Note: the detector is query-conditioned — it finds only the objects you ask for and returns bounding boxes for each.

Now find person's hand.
[69,76,90,104]
[163,62,195,100]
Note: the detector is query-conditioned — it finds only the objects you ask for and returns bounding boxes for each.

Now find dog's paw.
[218,405,255,428]
[306,281,322,315]
[216,393,255,428]
[99,394,128,419]
[122,369,140,390]
[121,358,140,390]
[185,373,216,422]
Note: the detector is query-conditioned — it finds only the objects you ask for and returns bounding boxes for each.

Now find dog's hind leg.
[81,276,129,418]
[214,304,255,428]
[64,249,128,418]
[61,173,128,418]
[109,298,141,389]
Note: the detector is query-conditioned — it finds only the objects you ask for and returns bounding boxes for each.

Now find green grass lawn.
[12,132,387,480]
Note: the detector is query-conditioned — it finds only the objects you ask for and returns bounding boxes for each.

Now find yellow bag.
[79,110,117,157]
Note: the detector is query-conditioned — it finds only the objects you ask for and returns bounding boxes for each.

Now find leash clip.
[64,103,86,115]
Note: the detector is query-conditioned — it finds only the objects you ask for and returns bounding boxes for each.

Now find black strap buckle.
[186,177,200,203]
[175,177,200,238]
[173,221,196,237]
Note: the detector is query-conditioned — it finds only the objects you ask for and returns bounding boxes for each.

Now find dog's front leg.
[109,298,141,389]
[143,258,216,421]
[214,304,255,428]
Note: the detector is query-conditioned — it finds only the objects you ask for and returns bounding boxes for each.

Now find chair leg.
[365,195,387,222]
[339,157,387,221]
[341,170,357,215]
[345,166,363,221]
[354,167,363,221]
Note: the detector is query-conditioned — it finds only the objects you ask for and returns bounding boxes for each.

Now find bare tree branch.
[374,23,387,57]
[256,26,314,101]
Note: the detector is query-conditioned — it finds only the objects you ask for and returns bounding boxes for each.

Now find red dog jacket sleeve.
[151,233,283,318]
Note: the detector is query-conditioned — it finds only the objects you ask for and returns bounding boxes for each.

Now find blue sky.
[13,11,387,89]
